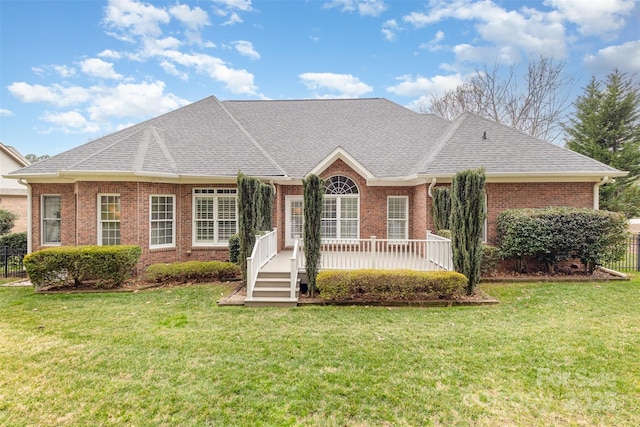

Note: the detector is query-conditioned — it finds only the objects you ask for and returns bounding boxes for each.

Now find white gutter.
[18,179,32,254]
[593,176,611,210]
[428,177,437,198]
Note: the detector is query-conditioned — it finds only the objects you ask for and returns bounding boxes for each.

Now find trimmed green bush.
[497,207,628,273]
[0,209,17,235]
[0,231,27,251]
[480,244,501,277]
[434,229,452,239]
[145,260,241,284]
[316,269,467,301]
[24,245,142,291]
[228,234,241,264]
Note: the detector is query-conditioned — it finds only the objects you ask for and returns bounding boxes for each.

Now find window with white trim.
[150,195,175,248]
[98,194,120,245]
[387,196,408,240]
[193,188,237,245]
[322,176,359,239]
[42,195,61,245]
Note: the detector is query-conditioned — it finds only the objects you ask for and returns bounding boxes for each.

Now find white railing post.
[370,236,376,269]
[290,239,300,300]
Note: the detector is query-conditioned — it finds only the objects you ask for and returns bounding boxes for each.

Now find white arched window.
[322,176,359,239]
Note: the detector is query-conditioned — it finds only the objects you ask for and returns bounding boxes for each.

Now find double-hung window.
[193,189,237,245]
[42,195,61,245]
[387,196,408,240]
[98,194,121,245]
[322,176,359,240]
[150,195,175,249]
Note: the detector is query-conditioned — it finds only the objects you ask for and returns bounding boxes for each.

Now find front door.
[285,196,304,247]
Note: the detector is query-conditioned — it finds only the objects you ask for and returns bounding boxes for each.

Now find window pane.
[340,219,358,239]
[388,220,407,240]
[321,220,337,238]
[388,197,406,220]
[101,222,120,245]
[150,196,174,246]
[341,198,358,219]
[322,198,337,219]
[218,197,236,220]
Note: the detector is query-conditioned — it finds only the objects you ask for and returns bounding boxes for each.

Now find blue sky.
[1,0,639,157]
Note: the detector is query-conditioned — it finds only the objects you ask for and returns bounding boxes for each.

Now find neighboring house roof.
[7,96,625,183]
[0,143,30,168]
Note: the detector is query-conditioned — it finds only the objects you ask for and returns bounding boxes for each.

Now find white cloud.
[53,65,77,77]
[402,0,568,62]
[98,49,122,59]
[169,4,209,30]
[0,109,14,117]
[420,30,445,51]
[233,40,260,59]
[211,0,253,25]
[40,111,101,133]
[159,60,189,81]
[79,58,123,80]
[159,50,257,94]
[545,0,636,37]
[382,19,399,41]
[584,40,640,74]
[299,72,373,98]
[324,0,387,16]
[8,82,92,107]
[387,74,465,97]
[103,0,171,41]
[86,81,189,122]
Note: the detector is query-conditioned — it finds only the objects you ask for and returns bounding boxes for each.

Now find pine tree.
[450,168,486,295]
[564,70,640,217]
[259,183,275,231]
[302,174,324,298]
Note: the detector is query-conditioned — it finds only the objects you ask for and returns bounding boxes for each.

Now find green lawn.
[1,276,639,426]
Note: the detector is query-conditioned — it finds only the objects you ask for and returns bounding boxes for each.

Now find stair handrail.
[246,228,278,300]
[290,239,301,299]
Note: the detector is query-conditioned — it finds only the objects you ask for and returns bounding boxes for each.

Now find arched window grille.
[322,176,359,239]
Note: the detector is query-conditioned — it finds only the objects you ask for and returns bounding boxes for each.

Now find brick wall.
[28,175,597,275]
[485,182,594,244]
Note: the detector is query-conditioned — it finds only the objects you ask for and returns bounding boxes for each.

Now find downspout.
[427,177,437,198]
[18,179,32,254]
[593,176,610,210]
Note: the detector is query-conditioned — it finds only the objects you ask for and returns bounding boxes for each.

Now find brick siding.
[28,168,597,275]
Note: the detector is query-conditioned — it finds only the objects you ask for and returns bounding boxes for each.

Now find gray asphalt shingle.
[8,96,622,179]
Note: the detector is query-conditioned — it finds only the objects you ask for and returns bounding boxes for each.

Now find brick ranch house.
[7,96,625,275]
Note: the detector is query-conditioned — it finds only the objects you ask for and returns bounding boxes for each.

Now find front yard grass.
[1,275,639,426]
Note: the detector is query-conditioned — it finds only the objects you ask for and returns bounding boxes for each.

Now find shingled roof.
[8,96,624,182]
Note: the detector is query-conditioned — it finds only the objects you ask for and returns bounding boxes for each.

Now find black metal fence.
[604,233,640,272]
[1,246,28,278]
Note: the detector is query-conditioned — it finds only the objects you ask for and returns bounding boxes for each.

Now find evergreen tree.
[302,174,324,298]
[431,186,451,231]
[450,168,486,295]
[564,70,640,217]
[259,183,275,231]
[237,173,262,284]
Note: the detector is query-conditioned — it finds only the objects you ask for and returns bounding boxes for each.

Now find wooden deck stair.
[244,269,300,308]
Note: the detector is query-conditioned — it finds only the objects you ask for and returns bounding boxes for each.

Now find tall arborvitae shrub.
[432,186,451,231]
[303,174,324,298]
[450,168,486,295]
[259,183,275,231]
[237,173,262,284]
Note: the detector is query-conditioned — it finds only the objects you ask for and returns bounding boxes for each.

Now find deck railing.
[246,228,278,299]
[298,232,452,272]
[290,239,302,299]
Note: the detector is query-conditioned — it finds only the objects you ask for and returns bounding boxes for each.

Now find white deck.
[261,249,447,273]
